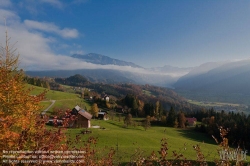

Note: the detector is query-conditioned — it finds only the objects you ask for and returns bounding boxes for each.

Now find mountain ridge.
[174,59,250,104]
[71,53,142,68]
[26,53,192,87]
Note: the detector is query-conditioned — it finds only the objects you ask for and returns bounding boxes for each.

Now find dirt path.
[41,100,56,115]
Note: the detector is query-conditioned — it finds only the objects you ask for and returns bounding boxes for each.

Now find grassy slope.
[29,84,249,164]
[188,100,241,107]
[28,85,91,114]
[66,119,250,164]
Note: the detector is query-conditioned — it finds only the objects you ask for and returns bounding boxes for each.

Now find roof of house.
[186,117,197,124]
[74,105,81,112]
[98,112,106,115]
[78,110,92,120]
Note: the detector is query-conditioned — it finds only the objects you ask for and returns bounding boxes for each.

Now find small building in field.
[101,94,109,102]
[98,112,109,120]
[115,106,124,113]
[186,117,197,126]
[70,105,92,128]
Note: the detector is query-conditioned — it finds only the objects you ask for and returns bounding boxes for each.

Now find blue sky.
[1,0,250,70]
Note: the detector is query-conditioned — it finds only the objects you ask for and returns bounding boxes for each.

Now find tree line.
[24,76,50,89]
[53,75,200,112]
[122,94,189,128]
[187,109,250,150]
[122,94,250,150]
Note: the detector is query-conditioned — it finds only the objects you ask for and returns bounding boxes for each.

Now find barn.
[70,105,92,128]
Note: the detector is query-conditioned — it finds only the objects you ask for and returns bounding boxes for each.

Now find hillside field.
[30,84,250,164]
[65,119,250,164]
[28,85,91,114]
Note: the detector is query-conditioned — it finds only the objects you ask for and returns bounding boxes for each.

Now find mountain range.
[26,53,192,87]
[174,60,250,94]
[71,53,142,68]
[25,53,250,104]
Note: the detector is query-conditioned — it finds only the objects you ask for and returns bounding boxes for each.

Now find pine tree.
[166,106,176,127]
[132,98,138,116]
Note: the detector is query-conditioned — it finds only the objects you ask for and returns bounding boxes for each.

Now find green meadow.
[28,85,91,114]
[29,84,250,164]
[65,119,250,164]
[187,100,241,107]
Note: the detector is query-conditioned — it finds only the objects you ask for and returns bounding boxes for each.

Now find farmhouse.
[70,105,92,128]
[186,117,197,126]
[101,93,109,102]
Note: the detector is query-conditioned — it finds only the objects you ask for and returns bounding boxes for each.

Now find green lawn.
[28,85,91,114]
[65,119,250,164]
[28,84,249,164]
[39,101,53,110]
[29,85,80,100]
[188,100,241,107]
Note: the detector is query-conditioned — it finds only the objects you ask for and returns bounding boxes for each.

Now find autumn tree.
[124,113,133,127]
[154,101,160,119]
[106,101,111,109]
[174,118,179,128]
[81,90,84,98]
[43,80,50,89]
[143,115,151,130]
[90,103,99,118]
[0,30,117,165]
[0,31,66,156]
[178,111,186,128]
[161,115,167,125]
[137,100,145,117]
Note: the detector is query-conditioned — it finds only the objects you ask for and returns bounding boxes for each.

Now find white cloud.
[0,8,188,79]
[24,20,79,38]
[17,0,64,15]
[60,28,79,38]
[0,0,12,7]
[0,9,19,23]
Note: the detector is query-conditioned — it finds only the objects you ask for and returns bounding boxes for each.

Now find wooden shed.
[98,112,109,120]
[70,105,92,128]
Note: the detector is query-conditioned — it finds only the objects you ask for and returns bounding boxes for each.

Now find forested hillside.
[54,74,200,113]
